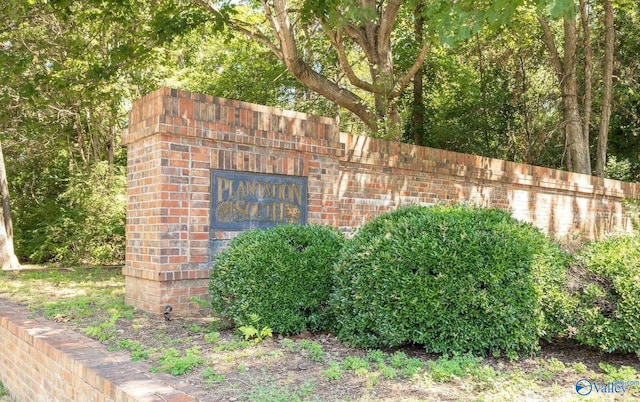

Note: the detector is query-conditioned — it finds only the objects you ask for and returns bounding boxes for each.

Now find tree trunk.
[0,141,20,270]
[579,0,592,155]
[563,15,591,175]
[595,0,615,177]
[411,1,425,145]
[539,14,591,174]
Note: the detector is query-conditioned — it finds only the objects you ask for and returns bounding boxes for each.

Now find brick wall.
[0,299,203,401]
[337,134,639,238]
[122,87,640,315]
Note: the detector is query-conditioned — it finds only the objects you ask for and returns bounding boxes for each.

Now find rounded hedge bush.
[330,205,569,357]
[209,224,345,334]
[572,233,640,354]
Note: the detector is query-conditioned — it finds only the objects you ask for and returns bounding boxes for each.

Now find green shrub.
[209,224,345,334]
[330,205,569,357]
[15,161,125,265]
[604,156,635,182]
[572,233,640,354]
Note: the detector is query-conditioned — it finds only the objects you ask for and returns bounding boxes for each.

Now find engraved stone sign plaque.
[210,170,308,230]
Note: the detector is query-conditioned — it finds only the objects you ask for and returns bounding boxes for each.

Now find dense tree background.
[1,0,638,265]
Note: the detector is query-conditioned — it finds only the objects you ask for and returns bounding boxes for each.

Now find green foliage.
[604,156,636,182]
[190,296,210,308]
[184,323,203,333]
[202,366,225,383]
[83,312,120,342]
[422,0,574,45]
[428,354,487,383]
[215,337,250,352]
[239,315,274,344]
[418,49,517,157]
[117,339,150,361]
[625,199,640,230]
[204,331,221,345]
[281,338,296,352]
[599,363,638,382]
[572,362,587,374]
[163,19,310,111]
[153,347,204,376]
[412,22,564,168]
[0,379,9,398]
[342,356,370,374]
[571,233,640,354]
[277,338,325,361]
[1,0,192,267]
[543,357,566,374]
[15,162,125,265]
[388,352,424,378]
[365,349,387,364]
[0,267,132,328]
[322,361,343,381]
[330,205,569,356]
[609,3,640,182]
[299,340,325,362]
[209,224,345,335]
[379,364,398,380]
[245,380,316,402]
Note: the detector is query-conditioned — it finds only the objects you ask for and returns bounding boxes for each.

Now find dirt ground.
[75,308,640,402]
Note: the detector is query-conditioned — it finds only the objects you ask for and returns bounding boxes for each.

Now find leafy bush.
[572,233,640,354]
[330,205,569,357]
[209,224,345,334]
[15,161,125,264]
[604,156,636,182]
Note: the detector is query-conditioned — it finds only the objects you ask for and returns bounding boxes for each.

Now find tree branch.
[538,15,564,83]
[232,19,283,59]
[267,0,378,130]
[320,22,383,95]
[194,0,283,59]
[393,41,430,98]
[378,0,402,55]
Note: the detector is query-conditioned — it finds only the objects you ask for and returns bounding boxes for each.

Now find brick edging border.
[0,298,205,401]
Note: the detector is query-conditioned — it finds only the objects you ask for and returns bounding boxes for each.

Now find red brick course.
[122,87,640,315]
[0,298,204,401]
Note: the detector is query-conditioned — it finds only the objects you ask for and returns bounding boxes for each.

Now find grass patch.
[427,354,495,383]
[151,347,204,376]
[202,366,225,384]
[298,340,325,362]
[599,362,638,382]
[0,380,9,398]
[117,339,152,361]
[342,356,370,375]
[245,380,317,402]
[322,361,343,381]
[0,266,130,321]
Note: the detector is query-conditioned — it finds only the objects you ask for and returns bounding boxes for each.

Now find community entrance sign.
[121,87,640,315]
